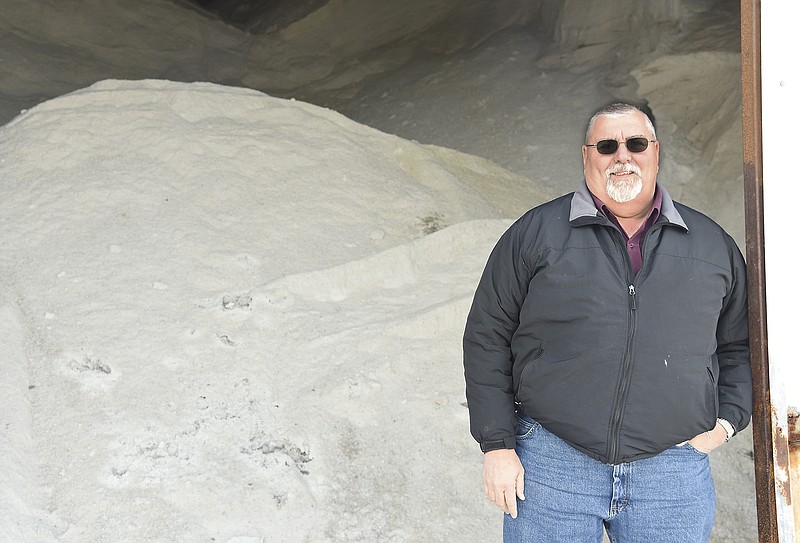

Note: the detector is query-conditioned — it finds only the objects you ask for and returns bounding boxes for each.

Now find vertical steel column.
[791,411,800,541]
[742,0,799,540]
[740,0,779,541]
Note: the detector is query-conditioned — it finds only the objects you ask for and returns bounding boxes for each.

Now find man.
[463,103,751,542]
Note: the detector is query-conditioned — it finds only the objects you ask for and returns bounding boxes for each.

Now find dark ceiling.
[187,0,331,32]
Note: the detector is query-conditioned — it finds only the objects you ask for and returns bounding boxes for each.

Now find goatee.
[606,163,643,203]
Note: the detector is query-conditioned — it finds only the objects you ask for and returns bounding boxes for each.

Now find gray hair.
[585,103,657,144]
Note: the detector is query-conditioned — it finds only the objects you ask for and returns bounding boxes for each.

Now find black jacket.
[463,184,751,464]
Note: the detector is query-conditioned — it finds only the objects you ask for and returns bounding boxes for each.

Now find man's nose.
[614,142,633,161]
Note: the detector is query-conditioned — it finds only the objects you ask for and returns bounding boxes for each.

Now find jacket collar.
[569,182,688,232]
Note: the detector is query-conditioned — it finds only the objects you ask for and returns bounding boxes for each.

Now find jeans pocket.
[515,413,540,441]
[682,442,710,457]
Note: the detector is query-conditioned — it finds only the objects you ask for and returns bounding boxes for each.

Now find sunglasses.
[585,137,657,155]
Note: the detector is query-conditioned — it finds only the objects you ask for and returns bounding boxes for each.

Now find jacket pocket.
[706,366,719,419]
[514,345,544,397]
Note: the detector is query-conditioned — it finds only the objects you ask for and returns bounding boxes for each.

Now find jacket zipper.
[605,223,659,463]
[608,282,637,463]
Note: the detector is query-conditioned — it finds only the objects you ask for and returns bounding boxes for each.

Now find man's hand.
[686,421,728,453]
[483,448,525,518]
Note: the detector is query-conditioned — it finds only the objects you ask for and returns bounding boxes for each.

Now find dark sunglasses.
[586,137,656,155]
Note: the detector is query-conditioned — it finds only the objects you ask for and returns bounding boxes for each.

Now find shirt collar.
[570,182,687,232]
[589,185,663,224]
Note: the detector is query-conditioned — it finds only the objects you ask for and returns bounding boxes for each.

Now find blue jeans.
[504,414,715,543]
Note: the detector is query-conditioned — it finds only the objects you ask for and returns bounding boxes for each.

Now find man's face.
[582,112,659,211]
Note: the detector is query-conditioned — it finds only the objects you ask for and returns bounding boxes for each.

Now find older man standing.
[463,103,751,542]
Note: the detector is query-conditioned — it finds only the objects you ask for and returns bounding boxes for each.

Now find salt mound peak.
[1,79,540,280]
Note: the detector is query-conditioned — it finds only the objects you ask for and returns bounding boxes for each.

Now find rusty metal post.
[742,0,797,540]
[740,0,779,541]
[790,411,800,541]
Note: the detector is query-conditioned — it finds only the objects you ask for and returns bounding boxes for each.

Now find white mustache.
[606,162,642,177]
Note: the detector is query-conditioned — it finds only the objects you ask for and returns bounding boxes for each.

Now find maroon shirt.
[589,186,662,275]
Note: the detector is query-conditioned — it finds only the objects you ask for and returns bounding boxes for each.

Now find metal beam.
[790,411,799,541]
[742,1,799,540]
[740,0,780,541]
